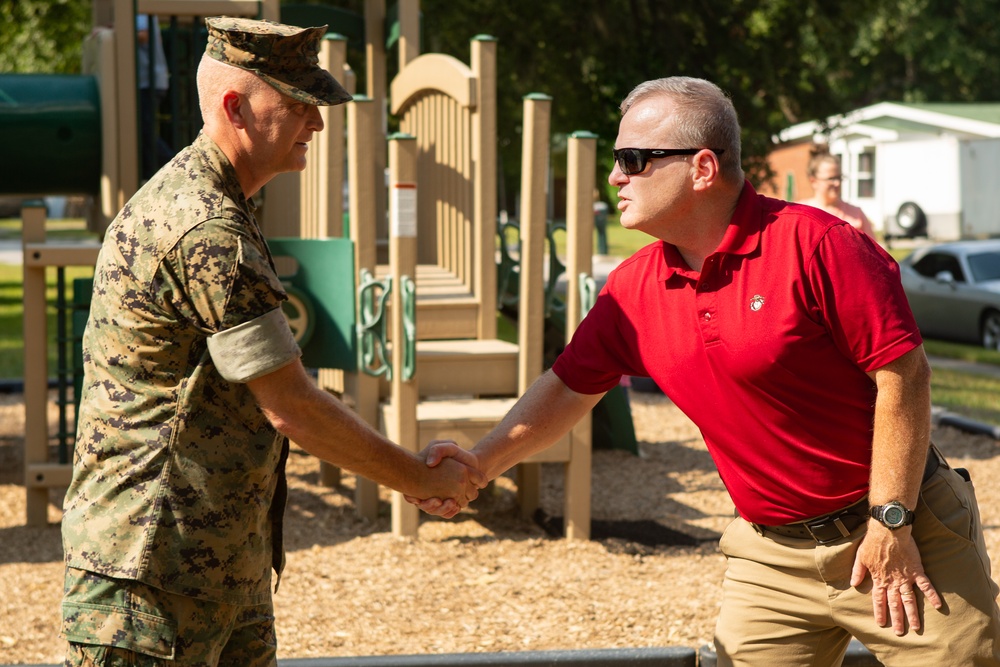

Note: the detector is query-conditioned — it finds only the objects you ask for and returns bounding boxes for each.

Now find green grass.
[885,246,913,263]
[605,222,657,257]
[0,263,95,379]
[878,247,1000,421]
[548,215,657,260]
[0,217,97,241]
[929,367,1000,425]
[922,339,1000,425]
[923,339,1000,366]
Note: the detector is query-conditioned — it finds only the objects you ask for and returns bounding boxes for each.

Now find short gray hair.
[620,77,743,181]
[196,53,267,126]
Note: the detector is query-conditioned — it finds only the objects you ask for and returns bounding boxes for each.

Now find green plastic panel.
[269,237,357,371]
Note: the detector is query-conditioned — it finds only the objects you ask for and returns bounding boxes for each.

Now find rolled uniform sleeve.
[208,308,300,382]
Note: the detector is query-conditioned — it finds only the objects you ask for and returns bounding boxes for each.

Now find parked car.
[899,239,1000,349]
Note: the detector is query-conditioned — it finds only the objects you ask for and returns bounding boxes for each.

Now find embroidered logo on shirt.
[749,295,765,312]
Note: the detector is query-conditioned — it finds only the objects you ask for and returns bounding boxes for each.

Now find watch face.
[884,506,905,526]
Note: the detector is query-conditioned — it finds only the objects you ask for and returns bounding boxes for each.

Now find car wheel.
[981,310,1000,350]
[896,202,927,238]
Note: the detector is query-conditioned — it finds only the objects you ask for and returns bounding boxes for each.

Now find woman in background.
[800,145,876,238]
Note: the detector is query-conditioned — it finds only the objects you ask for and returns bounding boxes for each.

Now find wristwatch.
[869,501,915,530]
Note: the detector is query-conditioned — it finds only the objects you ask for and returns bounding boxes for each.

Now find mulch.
[1,391,998,664]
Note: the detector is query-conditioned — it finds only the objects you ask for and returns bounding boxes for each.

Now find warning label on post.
[391,184,417,238]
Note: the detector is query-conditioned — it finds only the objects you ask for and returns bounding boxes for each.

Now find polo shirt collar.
[657,179,762,281]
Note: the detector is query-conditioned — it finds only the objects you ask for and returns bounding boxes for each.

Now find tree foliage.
[0,0,91,74]
[6,0,1000,201]
[418,0,870,197]
[417,0,1000,198]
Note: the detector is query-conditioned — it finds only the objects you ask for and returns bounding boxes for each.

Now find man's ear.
[222,91,247,129]
[691,149,720,191]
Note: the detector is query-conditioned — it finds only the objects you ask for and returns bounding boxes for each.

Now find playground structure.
[10,0,616,539]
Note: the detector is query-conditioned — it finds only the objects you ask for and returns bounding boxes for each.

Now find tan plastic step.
[378,263,480,340]
[376,263,468,294]
[381,339,519,398]
[383,295,480,340]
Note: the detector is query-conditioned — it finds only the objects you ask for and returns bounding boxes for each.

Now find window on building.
[856,151,875,198]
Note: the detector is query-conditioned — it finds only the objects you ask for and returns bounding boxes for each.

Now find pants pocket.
[63,601,177,660]
[66,642,167,667]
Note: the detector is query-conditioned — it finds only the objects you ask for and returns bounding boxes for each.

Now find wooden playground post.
[397,0,420,71]
[22,204,51,527]
[515,94,552,518]
[81,24,119,232]
[563,131,598,540]
[471,36,498,340]
[300,33,348,239]
[364,0,389,260]
[307,34,350,489]
[565,132,598,338]
[387,134,420,537]
[112,0,139,213]
[343,96,382,519]
[21,205,102,526]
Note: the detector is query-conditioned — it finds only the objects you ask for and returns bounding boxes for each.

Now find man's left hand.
[851,522,943,635]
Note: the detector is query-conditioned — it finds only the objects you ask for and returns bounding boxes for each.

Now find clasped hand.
[407,440,484,519]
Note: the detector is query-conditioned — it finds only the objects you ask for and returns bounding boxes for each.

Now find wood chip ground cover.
[1,391,998,663]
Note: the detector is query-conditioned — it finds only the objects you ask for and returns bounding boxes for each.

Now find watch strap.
[869,501,915,529]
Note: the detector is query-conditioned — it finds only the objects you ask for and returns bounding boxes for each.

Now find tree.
[418,0,1000,199]
[8,0,999,199]
[848,0,1000,104]
[419,0,875,201]
[0,0,91,74]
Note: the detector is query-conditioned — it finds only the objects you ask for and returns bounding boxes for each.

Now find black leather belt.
[746,447,943,545]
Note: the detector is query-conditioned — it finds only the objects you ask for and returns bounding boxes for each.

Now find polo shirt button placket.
[699,306,719,343]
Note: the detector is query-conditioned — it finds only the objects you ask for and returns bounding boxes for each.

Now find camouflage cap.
[204,17,352,106]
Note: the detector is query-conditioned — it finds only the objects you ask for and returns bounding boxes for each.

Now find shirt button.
[703,312,712,321]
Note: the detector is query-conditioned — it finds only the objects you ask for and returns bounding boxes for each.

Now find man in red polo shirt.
[413,77,1000,665]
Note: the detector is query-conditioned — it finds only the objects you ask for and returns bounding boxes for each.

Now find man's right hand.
[407,441,484,518]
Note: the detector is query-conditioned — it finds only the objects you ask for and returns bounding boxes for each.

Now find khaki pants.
[62,568,276,666]
[715,464,1000,667]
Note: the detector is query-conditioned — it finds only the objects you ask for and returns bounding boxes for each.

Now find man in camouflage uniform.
[61,18,485,665]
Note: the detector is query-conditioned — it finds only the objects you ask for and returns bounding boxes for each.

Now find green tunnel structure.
[0,74,102,196]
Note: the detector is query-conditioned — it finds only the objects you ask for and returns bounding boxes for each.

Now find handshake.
[404,440,488,519]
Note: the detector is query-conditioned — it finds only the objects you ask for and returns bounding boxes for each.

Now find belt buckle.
[803,514,852,545]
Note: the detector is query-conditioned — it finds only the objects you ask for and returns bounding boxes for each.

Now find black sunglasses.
[613,147,725,175]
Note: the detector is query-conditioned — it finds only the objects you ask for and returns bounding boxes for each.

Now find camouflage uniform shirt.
[62,132,300,605]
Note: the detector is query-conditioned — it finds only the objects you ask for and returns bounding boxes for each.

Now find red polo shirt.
[553,182,922,524]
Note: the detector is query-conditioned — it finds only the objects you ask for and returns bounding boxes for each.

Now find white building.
[768,103,1000,240]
